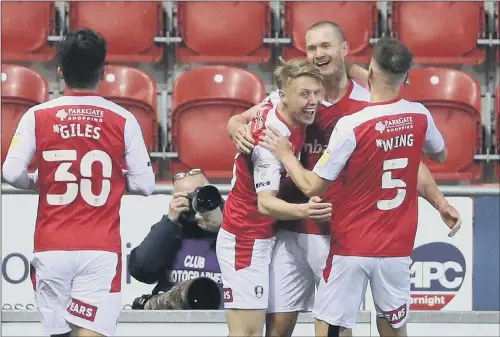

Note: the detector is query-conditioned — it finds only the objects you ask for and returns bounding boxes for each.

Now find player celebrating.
[216,59,332,337]
[227,21,450,337]
[2,28,155,337]
[259,37,461,337]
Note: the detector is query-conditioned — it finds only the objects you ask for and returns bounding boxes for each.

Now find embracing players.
[227,21,455,337]
[259,37,461,337]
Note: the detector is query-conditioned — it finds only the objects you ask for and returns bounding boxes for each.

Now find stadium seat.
[175,1,271,64]
[282,1,378,64]
[91,66,158,153]
[68,2,164,63]
[400,67,482,181]
[170,66,266,179]
[1,1,57,62]
[1,65,49,168]
[391,1,486,65]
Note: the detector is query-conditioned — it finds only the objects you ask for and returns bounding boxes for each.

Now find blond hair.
[273,57,323,90]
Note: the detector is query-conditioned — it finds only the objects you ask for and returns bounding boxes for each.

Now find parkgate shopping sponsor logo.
[410,242,466,310]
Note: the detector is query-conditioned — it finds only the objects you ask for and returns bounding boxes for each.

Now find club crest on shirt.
[254,285,264,299]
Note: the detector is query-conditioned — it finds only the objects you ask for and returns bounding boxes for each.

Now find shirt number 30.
[43,149,112,207]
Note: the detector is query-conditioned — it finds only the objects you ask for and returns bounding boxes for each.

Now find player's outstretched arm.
[257,190,332,222]
[417,162,447,210]
[124,116,155,196]
[2,109,38,191]
[417,162,461,237]
[345,61,369,84]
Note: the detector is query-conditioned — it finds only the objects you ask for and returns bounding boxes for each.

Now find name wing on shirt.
[374,116,415,153]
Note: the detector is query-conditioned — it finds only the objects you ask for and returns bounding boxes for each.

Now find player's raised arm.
[421,105,447,163]
[253,145,331,222]
[2,108,38,190]
[259,126,329,198]
[312,120,356,188]
[345,61,369,84]
[227,91,281,154]
[124,115,155,196]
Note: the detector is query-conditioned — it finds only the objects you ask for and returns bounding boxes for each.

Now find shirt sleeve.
[313,120,357,182]
[124,115,155,195]
[251,145,283,193]
[5,108,36,164]
[423,108,445,154]
[2,108,38,190]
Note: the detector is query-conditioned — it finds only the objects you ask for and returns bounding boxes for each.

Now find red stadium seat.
[93,66,158,153]
[68,2,164,63]
[1,65,49,168]
[176,1,271,64]
[391,1,486,65]
[170,66,266,179]
[1,2,57,62]
[282,1,378,64]
[400,67,482,181]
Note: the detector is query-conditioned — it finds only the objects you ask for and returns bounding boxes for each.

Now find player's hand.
[305,196,332,223]
[168,192,191,223]
[259,126,293,160]
[233,123,254,154]
[438,203,462,237]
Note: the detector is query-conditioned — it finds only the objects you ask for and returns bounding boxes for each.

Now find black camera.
[178,185,223,225]
[132,294,153,309]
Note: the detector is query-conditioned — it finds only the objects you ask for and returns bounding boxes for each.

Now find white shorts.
[30,250,122,336]
[313,255,412,329]
[268,230,330,313]
[216,228,276,310]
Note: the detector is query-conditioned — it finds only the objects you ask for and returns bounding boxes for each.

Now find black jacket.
[128,215,217,294]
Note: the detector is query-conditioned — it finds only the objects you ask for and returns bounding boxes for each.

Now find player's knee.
[227,312,264,337]
[265,312,297,337]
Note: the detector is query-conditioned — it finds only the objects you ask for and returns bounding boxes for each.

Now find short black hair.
[373,37,412,75]
[308,21,345,42]
[58,28,107,89]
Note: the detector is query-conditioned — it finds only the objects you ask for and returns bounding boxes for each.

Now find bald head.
[307,21,345,44]
[173,173,209,193]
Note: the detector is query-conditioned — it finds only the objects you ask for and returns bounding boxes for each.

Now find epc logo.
[410,242,466,310]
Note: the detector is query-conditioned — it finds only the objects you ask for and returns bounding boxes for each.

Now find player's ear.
[278,90,286,103]
[341,40,349,58]
[57,67,64,80]
[367,67,373,91]
[278,90,286,104]
[100,66,106,82]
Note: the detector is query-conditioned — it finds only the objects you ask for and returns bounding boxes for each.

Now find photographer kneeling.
[128,169,224,310]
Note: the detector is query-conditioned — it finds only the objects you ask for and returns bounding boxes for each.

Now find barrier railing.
[1,310,498,337]
[2,183,499,196]
[2,309,498,324]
